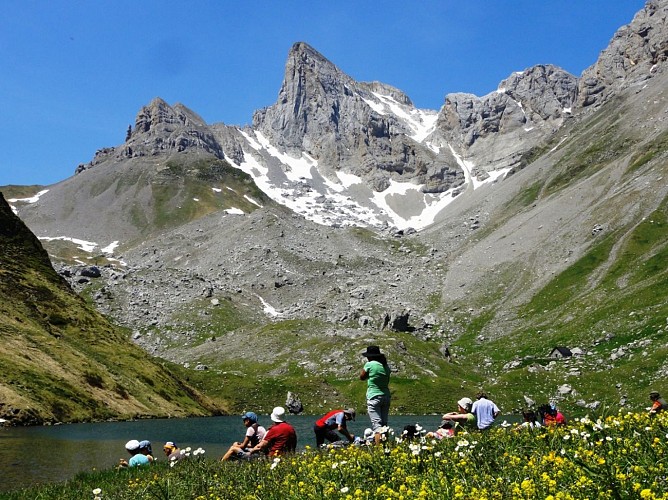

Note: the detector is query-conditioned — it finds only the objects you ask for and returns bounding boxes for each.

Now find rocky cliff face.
[578,0,668,107]
[251,42,457,193]
[432,65,578,172]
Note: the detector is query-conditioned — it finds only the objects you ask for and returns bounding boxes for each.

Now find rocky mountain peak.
[432,64,578,173]
[133,98,206,135]
[498,64,578,120]
[75,98,223,174]
[578,0,668,107]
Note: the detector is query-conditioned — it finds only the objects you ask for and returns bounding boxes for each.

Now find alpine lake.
[0,414,450,493]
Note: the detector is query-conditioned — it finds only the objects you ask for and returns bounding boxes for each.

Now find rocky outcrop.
[433,65,578,172]
[578,0,668,107]
[252,42,462,193]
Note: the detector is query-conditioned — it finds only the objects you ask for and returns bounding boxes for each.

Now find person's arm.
[250,439,268,454]
[443,413,468,421]
[238,434,251,449]
[338,424,354,441]
[360,368,369,380]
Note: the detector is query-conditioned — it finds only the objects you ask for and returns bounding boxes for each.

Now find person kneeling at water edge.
[249,406,297,457]
[119,439,151,468]
[313,408,356,447]
[222,411,267,461]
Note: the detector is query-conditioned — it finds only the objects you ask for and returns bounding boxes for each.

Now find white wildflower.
[340,487,350,493]
[270,457,281,470]
[93,489,102,496]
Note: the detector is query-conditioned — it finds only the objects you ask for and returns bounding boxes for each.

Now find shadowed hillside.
[0,193,222,424]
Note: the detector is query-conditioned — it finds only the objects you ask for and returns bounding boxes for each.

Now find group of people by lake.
[120,439,189,467]
[119,345,668,466]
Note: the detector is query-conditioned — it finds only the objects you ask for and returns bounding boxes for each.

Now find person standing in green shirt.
[359,345,391,441]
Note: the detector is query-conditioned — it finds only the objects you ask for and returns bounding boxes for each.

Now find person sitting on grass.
[249,406,297,458]
[515,410,542,430]
[540,402,566,426]
[649,390,668,414]
[221,411,267,461]
[471,392,501,430]
[441,397,476,433]
[139,440,154,463]
[163,441,185,462]
[119,439,150,468]
[426,420,455,440]
[313,408,356,447]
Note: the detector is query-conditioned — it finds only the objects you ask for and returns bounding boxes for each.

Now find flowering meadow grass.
[2,411,667,500]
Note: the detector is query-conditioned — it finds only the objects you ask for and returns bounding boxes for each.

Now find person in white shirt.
[470,391,500,430]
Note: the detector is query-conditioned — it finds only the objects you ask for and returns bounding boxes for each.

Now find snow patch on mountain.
[228,125,513,231]
[7,189,50,214]
[363,92,438,142]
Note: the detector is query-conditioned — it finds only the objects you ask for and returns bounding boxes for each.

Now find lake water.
[0,414,446,493]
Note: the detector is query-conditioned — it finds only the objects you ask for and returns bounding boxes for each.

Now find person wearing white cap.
[119,439,150,468]
[441,397,476,432]
[249,406,297,457]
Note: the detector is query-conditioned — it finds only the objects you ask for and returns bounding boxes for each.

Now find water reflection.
[0,414,445,492]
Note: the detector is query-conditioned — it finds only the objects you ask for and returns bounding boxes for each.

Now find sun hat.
[163,441,177,451]
[361,345,382,357]
[241,411,258,423]
[125,439,140,451]
[270,406,286,423]
[457,397,473,410]
[343,408,356,421]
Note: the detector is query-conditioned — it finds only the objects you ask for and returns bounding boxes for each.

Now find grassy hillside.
[432,93,668,414]
[0,193,222,424]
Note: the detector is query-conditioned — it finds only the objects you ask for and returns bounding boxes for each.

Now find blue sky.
[1,0,646,187]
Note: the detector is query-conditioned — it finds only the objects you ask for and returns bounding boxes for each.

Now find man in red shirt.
[313,408,356,447]
[250,406,297,457]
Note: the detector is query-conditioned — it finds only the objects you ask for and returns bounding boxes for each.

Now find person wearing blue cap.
[138,440,154,462]
[118,439,151,468]
[221,411,267,461]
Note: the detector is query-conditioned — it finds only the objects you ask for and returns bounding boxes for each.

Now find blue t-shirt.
[128,453,150,467]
